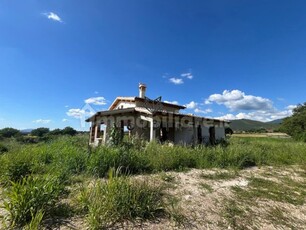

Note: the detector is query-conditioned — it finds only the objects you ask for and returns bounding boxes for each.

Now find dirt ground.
[1,166,305,229]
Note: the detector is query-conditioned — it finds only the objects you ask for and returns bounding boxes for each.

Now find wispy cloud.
[185,101,198,109]
[85,97,107,105]
[62,118,69,122]
[181,72,193,79]
[286,105,297,110]
[66,109,95,119]
[194,108,212,114]
[42,12,63,23]
[33,119,52,124]
[164,100,179,105]
[165,71,193,85]
[94,91,99,94]
[169,78,184,85]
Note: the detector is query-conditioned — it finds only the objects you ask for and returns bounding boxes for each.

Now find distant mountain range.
[229,118,284,131]
[20,129,33,134]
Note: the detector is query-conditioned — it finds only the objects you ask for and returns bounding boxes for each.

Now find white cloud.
[43,12,63,22]
[65,105,69,108]
[169,78,184,85]
[185,101,198,109]
[85,97,107,105]
[205,89,296,122]
[215,114,237,120]
[204,99,212,105]
[164,100,179,105]
[286,105,297,110]
[216,108,293,122]
[205,90,274,111]
[62,118,68,122]
[181,72,193,79]
[194,108,212,114]
[33,119,51,124]
[94,91,99,94]
[66,109,95,119]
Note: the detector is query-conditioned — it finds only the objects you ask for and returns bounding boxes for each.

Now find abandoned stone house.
[86,84,229,146]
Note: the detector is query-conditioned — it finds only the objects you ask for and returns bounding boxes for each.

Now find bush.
[31,127,50,137]
[280,102,306,140]
[0,143,8,154]
[62,126,78,136]
[0,127,20,138]
[16,135,39,144]
[2,175,64,228]
[6,158,33,182]
[40,136,89,176]
[80,169,164,229]
[87,146,150,177]
[144,142,197,171]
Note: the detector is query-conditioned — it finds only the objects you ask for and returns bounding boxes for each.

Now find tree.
[49,128,63,136]
[62,126,77,136]
[280,102,306,141]
[0,127,20,138]
[31,127,50,137]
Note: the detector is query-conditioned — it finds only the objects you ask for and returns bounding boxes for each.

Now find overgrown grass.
[0,135,305,228]
[0,135,305,185]
[1,136,305,184]
[1,175,65,228]
[76,168,165,229]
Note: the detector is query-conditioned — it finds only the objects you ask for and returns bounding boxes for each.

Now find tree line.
[0,126,79,142]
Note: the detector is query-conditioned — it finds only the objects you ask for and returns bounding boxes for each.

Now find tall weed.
[80,168,165,229]
[2,175,64,228]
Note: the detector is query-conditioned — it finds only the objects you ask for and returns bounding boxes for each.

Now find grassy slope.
[229,119,279,131]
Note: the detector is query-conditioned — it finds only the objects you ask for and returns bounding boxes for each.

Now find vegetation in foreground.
[0,134,305,229]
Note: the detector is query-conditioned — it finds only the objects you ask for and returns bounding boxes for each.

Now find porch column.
[150,119,155,142]
[102,125,107,144]
[94,125,99,140]
[103,118,114,144]
[140,115,155,142]
[89,124,96,144]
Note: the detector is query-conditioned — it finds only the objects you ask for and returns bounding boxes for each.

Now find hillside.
[229,119,280,132]
[266,118,284,124]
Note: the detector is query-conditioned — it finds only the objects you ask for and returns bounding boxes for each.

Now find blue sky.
[1,0,305,130]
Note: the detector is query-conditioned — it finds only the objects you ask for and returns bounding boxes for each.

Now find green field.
[0,135,305,229]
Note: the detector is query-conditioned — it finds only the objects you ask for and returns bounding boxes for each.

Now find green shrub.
[6,158,33,182]
[87,146,150,177]
[16,135,39,144]
[24,209,44,230]
[87,146,121,177]
[42,136,88,175]
[0,143,8,154]
[2,175,64,228]
[144,142,197,171]
[80,169,165,229]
